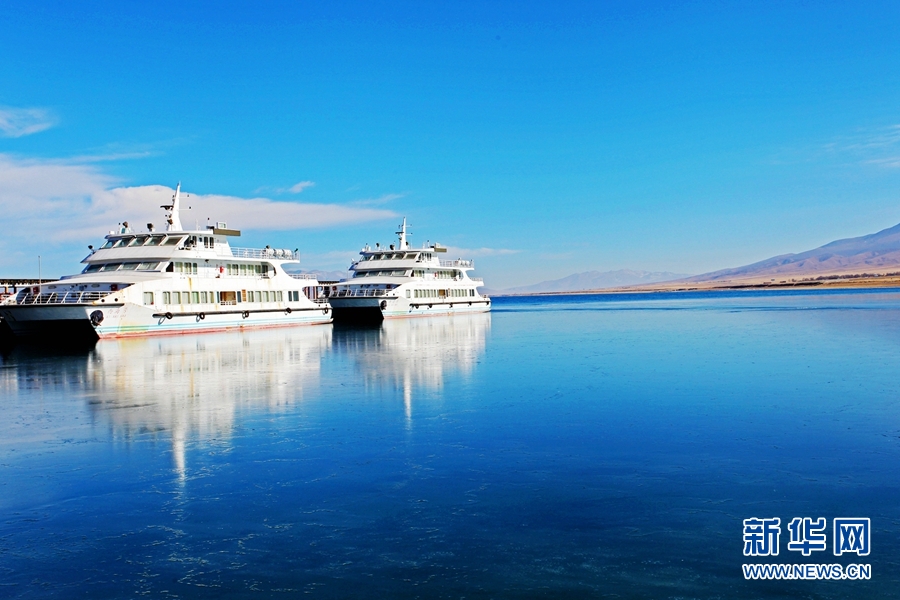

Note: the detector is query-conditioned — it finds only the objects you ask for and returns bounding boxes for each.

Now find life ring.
[242,310,250,319]
[165,312,173,320]
[198,313,205,320]
[285,307,292,314]
[380,300,387,310]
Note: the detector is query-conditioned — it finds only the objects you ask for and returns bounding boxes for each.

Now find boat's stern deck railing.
[469,277,484,283]
[288,273,319,281]
[6,290,112,305]
[226,247,299,260]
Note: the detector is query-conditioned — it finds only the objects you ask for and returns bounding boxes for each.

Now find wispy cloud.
[350,193,404,206]
[288,180,315,193]
[0,106,58,137]
[863,156,900,169]
[773,124,900,169]
[817,124,900,168]
[0,154,396,263]
[255,180,316,194]
[830,124,900,152]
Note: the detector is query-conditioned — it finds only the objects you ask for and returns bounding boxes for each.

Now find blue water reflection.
[1,292,899,598]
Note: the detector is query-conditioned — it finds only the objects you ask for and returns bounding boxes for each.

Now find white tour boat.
[0,184,331,340]
[327,218,490,322]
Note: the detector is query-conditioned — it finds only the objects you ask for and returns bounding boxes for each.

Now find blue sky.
[2,1,900,287]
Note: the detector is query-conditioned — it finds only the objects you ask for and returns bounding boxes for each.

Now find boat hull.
[329,296,491,323]
[0,302,332,341]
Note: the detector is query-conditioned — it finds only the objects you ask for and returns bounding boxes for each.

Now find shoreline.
[492,275,900,297]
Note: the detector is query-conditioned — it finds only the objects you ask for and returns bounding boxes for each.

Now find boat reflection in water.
[83,326,333,480]
[332,312,490,424]
[1,313,489,482]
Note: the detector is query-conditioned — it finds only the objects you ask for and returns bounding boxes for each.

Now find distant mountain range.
[494,221,900,295]
[495,269,690,295]
[685,221,900,283]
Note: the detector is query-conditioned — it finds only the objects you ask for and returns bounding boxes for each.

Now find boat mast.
[396,217,409,250]
[162,182,184,232]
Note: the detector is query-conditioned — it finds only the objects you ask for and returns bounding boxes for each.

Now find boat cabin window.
[83,264,103,273]
[174,262,198,275]
[145,235,164,247]
[99,263,121,272]
[101,240,116,249]
[163,236,184,246]
[405,253,418,260]
[112,238,129,248]
[137,262,160,270]
[128,236,149,247]
[119,262,139,271]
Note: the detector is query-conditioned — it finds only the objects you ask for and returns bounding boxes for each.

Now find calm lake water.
[2,289,900,598]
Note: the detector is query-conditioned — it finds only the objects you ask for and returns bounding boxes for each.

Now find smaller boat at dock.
[326,218,491,322]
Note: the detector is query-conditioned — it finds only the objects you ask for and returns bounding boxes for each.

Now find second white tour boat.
[327,218,491,322]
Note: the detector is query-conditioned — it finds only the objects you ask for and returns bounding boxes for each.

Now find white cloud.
[288,180,315,193]
[0,154,396,273]
[350,193,404,206]
[864,156,900,169]
[0,106,57,137]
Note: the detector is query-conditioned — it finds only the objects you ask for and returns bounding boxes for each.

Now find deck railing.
[440,259,474,268]
[227,247,299,260]
[288,273,319,281]
[10,291,111,305]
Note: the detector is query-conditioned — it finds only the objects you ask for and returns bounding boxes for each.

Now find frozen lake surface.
[2,289,899,598]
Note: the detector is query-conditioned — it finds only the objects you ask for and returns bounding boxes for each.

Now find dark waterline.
[2,291,899,598]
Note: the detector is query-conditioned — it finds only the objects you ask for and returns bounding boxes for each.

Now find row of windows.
[84,261,270,276]
[411,289,475,298]
[102,234,216,250]
[354,270,409,277]
[184,235,215,249]
[83,262,161,273]
[361,252,423,261]
[353,269,460,279]
[171,262,198,274]
[102,235,183,249]
[154,290,289,305]
[225,263,268,276]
